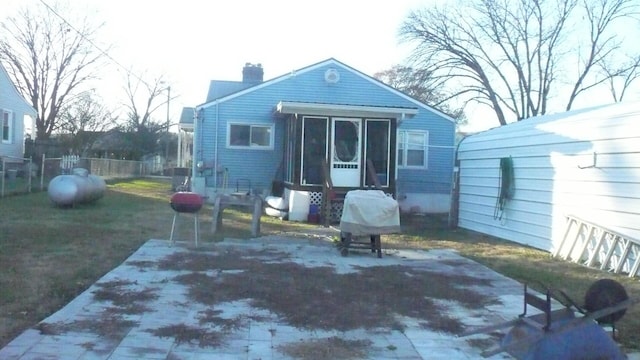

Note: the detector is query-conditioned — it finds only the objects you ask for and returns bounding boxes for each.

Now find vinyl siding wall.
[457,102,640,251]
[197,61,455,201]
[0,66,33,161]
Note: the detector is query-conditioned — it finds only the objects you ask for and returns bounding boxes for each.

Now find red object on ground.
[170,192,204,213]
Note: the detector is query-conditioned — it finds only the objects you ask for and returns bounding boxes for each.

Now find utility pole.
[165,86,171,168]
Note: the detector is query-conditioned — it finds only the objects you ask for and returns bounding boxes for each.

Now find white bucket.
[287,190,310,222]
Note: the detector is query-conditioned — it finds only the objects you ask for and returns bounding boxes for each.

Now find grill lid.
[170,192,204,213]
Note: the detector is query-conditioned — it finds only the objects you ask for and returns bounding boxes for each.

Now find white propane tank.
[48,168,106,206]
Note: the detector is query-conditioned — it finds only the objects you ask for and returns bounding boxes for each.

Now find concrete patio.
[0,232,594,359]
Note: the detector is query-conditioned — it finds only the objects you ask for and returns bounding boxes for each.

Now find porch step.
[553,215,640,277]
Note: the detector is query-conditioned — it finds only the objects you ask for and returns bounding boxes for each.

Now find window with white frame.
[228,123,273,149]
[2,110,12,144]
[397,130,428,168]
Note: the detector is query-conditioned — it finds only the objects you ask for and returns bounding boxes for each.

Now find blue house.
[188,58,455,221]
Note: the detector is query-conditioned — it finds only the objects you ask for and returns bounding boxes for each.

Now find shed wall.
[457,102,640,251]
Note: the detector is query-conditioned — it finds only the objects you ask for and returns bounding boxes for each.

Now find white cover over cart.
[339,190,401,257]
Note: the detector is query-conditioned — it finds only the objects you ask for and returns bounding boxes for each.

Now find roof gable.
[0,62,36,115]
[179,107,195,127]
[205,80,254,103]
[196,58,454,123]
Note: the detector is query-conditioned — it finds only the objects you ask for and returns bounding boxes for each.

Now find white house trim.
[276,101,418,119]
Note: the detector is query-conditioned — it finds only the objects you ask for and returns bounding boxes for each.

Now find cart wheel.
[584,278,628,324]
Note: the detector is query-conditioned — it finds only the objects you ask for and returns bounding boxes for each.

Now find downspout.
[192,108,200,187]
[213,102,219,194]
[394,113,405,193]
[448,134,466,229]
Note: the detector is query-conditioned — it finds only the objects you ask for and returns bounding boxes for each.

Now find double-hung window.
[397,130,428,168]
[228,123,273,149]
[1,110,12,144]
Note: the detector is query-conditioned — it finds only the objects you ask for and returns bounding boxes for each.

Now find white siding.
[457,102,640,252]
[0,64,34,161]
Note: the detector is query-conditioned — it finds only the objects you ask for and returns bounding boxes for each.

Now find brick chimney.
[242,63,264,83]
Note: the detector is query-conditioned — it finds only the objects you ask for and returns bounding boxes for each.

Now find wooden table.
[211,194,263,237]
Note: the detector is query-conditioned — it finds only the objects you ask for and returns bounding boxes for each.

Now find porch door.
[331,118,361,187]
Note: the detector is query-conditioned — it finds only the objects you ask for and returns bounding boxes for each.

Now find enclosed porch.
[273,101,417,223]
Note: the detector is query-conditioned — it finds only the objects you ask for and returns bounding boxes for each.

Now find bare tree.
[600,55,640,102]
[122,72,175,160]
[400,0,640,126]
[58,92,117,156]
[0,1,104,139]
[374,65,467,125]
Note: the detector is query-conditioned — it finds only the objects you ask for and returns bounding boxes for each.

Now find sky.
[8,0,636,134]
[6,0,438,130]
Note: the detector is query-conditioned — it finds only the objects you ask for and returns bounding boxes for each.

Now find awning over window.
[275,101,418,119]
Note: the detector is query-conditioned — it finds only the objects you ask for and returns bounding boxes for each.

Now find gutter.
[213,102,219,193]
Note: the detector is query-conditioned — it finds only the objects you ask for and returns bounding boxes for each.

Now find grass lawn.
[0,177,639,351]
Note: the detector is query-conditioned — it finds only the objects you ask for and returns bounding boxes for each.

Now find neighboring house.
[0,63,36,164]
[177,107,194,168]
[454,102,640,252]
[88,129,133,159]
[188,58,456,220]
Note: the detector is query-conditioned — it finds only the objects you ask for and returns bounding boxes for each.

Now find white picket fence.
[60,155,80,174]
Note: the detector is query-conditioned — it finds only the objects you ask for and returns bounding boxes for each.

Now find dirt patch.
[36,279,158,340]
[37,314,138,340]
[277,336,372,360]
[197,308,267,331]
[147,324,224,348]
[157,248,292,272]
[144,307,270,348]
[126,260,157,269]
[466,336,499,351]
[161,249,495,334]
[92,280,158,314]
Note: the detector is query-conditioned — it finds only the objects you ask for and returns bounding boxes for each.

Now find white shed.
[454,102,640,263]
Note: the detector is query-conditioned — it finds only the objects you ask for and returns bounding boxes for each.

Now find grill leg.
[340,232,351,256]
[194,213,199,247]
[170,213,178,246]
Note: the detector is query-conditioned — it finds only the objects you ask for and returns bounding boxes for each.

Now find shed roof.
[460,102,640,149]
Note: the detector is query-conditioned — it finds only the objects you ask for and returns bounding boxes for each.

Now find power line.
[38,0,152,88]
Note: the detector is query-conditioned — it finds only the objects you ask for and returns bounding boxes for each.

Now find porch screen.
[302,117,328,185]
[365,120,390,187]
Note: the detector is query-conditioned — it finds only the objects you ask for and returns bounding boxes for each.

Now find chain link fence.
[1,156,35,197]
[1,154,166,197]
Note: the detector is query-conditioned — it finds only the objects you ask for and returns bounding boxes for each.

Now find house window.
[1,110,12,144]
[398,130,428,168]
[228,123,273,149]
